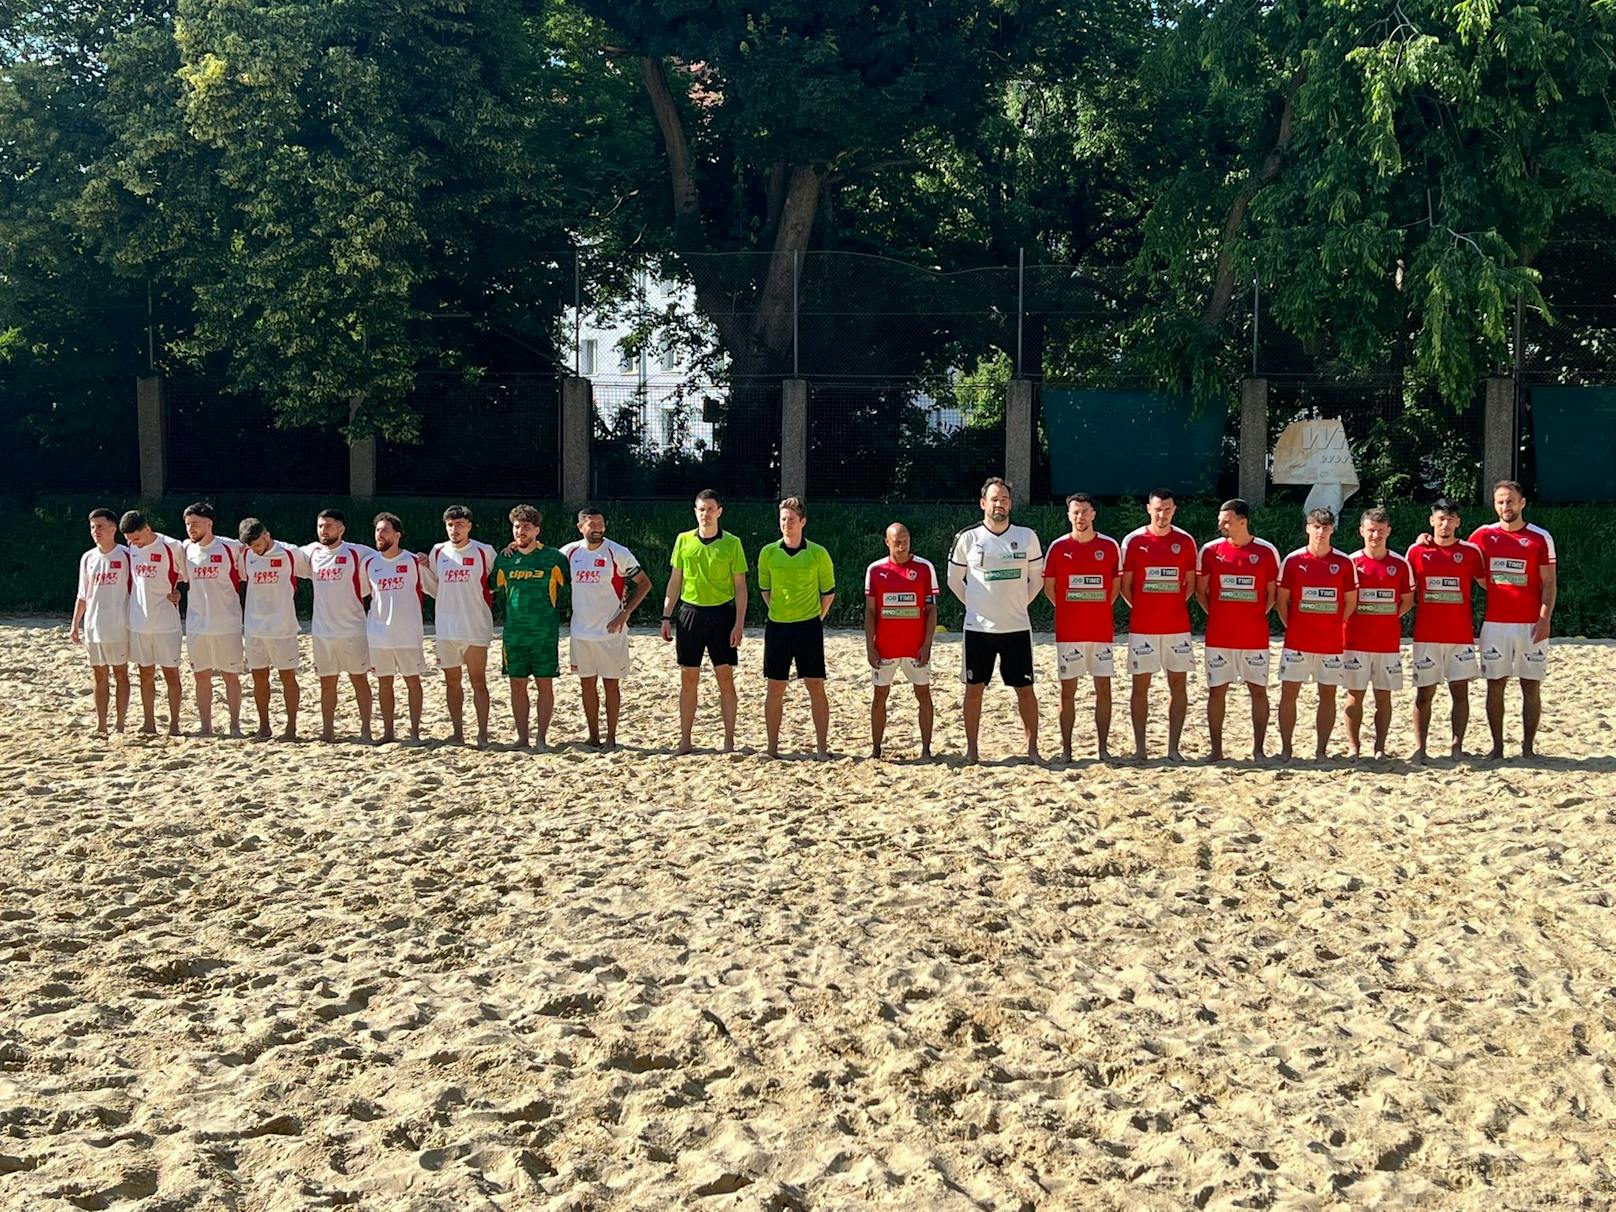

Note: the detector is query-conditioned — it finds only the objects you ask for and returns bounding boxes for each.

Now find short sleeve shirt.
[1198,536,1281,650]
[1409,541,1486,645]
[364,550,431,649]
[865,557,939,659]
[78,545,132,644]
[303,541,375,638]
[1346,549,1413,654]
[493,546,569,642]
[183,536,245,636]
[128,535,186,634]
[242,542,311,639]
[1119,526,1197,635]
[1468,523,1555,624]
[1279,547,1358,654]
[429,540,496,644]
[671,530,748,607]
[1044,534,1121,644]
[757,540,836,624]
[560,538,641,638]
[949,523,1043,633]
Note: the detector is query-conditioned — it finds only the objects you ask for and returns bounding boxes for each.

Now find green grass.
[11,495,1616,637]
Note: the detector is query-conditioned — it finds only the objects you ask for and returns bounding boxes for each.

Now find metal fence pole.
[793,250,801,378]
[1016,248,1025,377]
[1252,277,1260,377]
[573,249,582,377]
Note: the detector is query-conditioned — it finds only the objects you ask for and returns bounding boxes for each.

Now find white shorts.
[1411,642,1479,687]
[371,646,425,678]
[871,657,933,687]
[1056,641,1115,680]
[1127,633,1193,676]
[1204,646,1269,688]
[188,632,244,675]
[436,638,488,671]
[246,636,300,672]
[130,630,182,669]
[570,634,631,681]
[313,634,369,677]
[1280,649,1345,686]
[1342,650,1403,692]
[1479,621,1549,681]
[84,638,128,668]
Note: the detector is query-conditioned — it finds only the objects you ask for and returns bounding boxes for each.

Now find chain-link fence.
[589,377,778,501]
[167,378,349,495]
[378,373,560,499]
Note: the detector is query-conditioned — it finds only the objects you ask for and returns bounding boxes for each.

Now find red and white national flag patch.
[270,559,283,568]
[210,553,224,563]
[110,561,122,568]
[594,558,606,568]
[336,555,347,563]
[463,557,476,566]
[396,564,409,573]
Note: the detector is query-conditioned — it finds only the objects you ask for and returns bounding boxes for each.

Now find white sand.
[2,620,1614,1209]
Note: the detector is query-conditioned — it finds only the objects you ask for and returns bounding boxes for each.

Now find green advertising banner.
[1532,386,1616,503]
[1044,389,1224,496]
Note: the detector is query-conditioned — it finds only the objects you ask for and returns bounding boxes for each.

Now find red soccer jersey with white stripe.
[1346,549,1413,654]
[1199,536,1281,650]
[864,556,938,659]
[1409,541,1486,645]
[1468,523,1555,625]
[1120,526,1197,634]
[1044,534,1121,643]
[1280,547,1357,654]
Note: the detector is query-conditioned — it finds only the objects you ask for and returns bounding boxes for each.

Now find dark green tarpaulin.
[1044,389,1224,496]
[1532,386,1616,503]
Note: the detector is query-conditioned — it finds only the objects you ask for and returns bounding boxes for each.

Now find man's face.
[1216,508,1241,538]
[316,516,344,545]
[1306,519,1335,547]
[248,533,275,556]
[1068,499,1095,533]
[982,485,1011,523]
[184,513,212,543]
[1360,518,1391,550]
[375,520,400,550]
[779,507,805,541]
[90,516,116,547]
[885,524,912,562]
[694,497,722,529]
[1493,486,1524,524]
[577,513,605,545]
[1147,495,1176,529]
[124,525,154,547]
[511,520,539,548]
[445,516,472,545]
[1431,511,1460,541]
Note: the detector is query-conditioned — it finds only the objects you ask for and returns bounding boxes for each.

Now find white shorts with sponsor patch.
[436,638,488,671]
[371,646,425,678]
[1056,640,1115,680]
[1342,650,1403,692]
[872,656,932,687]
[313,634,369,677]
[188,632,244,675]
[1127,633,1193,676]
[1281,649,1345,686]
[1411,642,1479,687]
[1479,621,1549,681]
[1204,646,1268,688]
[84,638,128,668]
[570,634,631,681]
[246,636,300,672]
[130,630,182,669]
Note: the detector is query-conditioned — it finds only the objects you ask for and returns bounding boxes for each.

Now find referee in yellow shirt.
[757,496,837,757]
[661,489,749,755]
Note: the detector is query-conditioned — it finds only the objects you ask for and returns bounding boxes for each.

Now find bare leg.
[579,675,601,744]
[377,675,396,742]
[1344,688,1366,757]
[1278,680,1300,761]
[1015,685,1040,761]
[405,675,423,742]
[1372,688,1392,757]
[1249,683,1269,759]
[915,684,934,758]
[1093,676,1112,759]
[1485,678,1507,758]
[509,677,531,746]
[805,677,830,756]
[251,667,273,737]
[195,669,214,736]
[534,677,554,750]
[1315,684,1337,759]
[139,665,157,734]
[279,670,300,739]
[1412,684,1436,759]
[1130,673,1151,760]
[870,683,890,757]
[962,682,985,764]
[1521,680,1542,757]
[1059,678,1078,760]
[351,673,374,741]
[443,665,465,743]
[1165,670,1188,760]
[222,672,242,736]
[1449,680,1471,756]
[1206,682,1228,761]
[113,666,130,733]
[676,666,699,755]
[764,677,787,755]
[161,666,183,735]
[320,675,339,741]
[465,645,490,745]
[91,665,111,735]
[603,678,622,748]
[714,664,738,752]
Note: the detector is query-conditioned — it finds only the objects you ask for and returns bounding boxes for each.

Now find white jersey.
[127,534,187,634]
[948,522,1044,633]
[77,545,132,644]
[561,538,642,639]
[303,541,376,638]
[363,550,435,649]
[243,542,312,639]
[183,536,245,636]
[428,539,495,643]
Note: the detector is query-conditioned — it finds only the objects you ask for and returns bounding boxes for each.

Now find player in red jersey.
[1276,509,1358,761]
[1119,489,1198,761]
[1343,507,1414,759]
[864,523,939,759]
[1472,481,1556,758]
[1043,493,1121,761]
[1196,498,1281,761]
[1407,499,1486,760]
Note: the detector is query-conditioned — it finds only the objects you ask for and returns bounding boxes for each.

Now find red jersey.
[1468,523,1555,625]
[1346,549,1413,654]
[1198,536,1281,649]
[1409,541,1485,645]
[1120,526,1197,635]
[864,556,938,659]
[1279,547,1357,654]
[1044,533,1121,643]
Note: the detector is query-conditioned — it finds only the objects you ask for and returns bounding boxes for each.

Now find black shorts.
[674,602,738,669]
[964,630,1035,687]
[763,618,826,681]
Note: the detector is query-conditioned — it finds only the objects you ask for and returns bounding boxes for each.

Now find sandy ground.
[2,619,1614,1211]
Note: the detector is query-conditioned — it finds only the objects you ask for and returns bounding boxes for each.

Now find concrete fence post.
[1483,376,1516,497]
[348,392,377,501]
[781,378,808,500]
[560,376,593,506]
[136,374,167,499]
[1005,379,1034,499]
[1239,378,1268,507]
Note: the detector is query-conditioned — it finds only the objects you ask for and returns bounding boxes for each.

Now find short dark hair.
[318,508,346,524]
[442,504,473,523]
[1360,506,1391,526]
[1493,479,1526,497]
[1219,498,1250,518]
[88,507,118,525]
[373,511,403,536]
[1064,492,1095,508]
[695,489,722,505]
[1306,507,1336,527]
[238,517,267,543]
[1432,498,1461,517]
[1148,487,1175,503]
[119,509,149,534]
[510,504,542,526]
[183,501,216,521]
[980,476,1012,498]
[575,505,603,523]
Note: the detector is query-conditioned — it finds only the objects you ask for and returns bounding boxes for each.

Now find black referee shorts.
[763,618,826,681]
[674,602,738,669]
[963,629,1035,687]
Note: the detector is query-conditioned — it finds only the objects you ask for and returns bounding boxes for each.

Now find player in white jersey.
[430,504,497,747]
[239,517,312,740]
[119,509,187,735]
[302,508,376,742]
[561,507,652,749]
[364,512,436,743]
[181,502,246,736]
[71,507,132,735]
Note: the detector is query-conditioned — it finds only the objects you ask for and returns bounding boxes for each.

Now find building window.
[580,339,597,375]
[659,347,677,372]
[618,345,637,374]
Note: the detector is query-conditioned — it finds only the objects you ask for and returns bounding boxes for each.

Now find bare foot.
[1521,743,1535,758]
[1060,747,1073,764]
[320,728,336,743]
[252,727,272,741]
[279,727,297,742]
[1372,747,1388,759]
[1486,745,1505,760]
[1166,747,1184,762]
[167,724,181,737]
[963,747,979,765]
[871,743,883,759]
[1411,747,1428,764]
[1207,745,1224,763]
[674,740,694,756]
[1096,745,1110,761]
[919,745,932,761]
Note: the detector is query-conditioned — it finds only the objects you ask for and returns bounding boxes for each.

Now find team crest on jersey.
[1010,541,1019,550]
[1248,553,1258,564]
[1519,537,1531,547]
[1452,552,1462,563]
[1171,543,1181,553]
[906,567,917,579]
[1096,549,1107,561]
[1329,563,1339,573]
